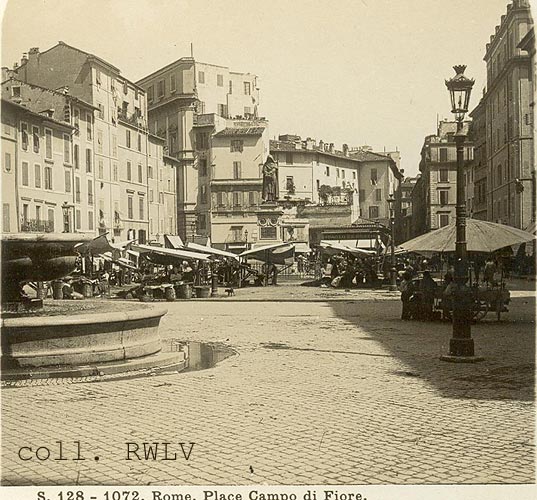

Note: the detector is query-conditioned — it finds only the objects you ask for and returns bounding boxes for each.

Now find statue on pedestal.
[262,155,279,203]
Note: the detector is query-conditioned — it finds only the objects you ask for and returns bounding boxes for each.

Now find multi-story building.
[412,121,474,235]
[350,148,403,228]
[137,57,266,248]
[517,26,535,230]
[468,98,488,221]
[270,136,360,208]
[1,78,97,234]
[147,134,177,241]
[200,115,270,250]
[398,176,418,243]
[269,136,403,246]
[468,0,534,229]
[9,42,177,242]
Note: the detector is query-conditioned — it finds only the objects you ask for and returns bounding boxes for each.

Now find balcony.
[21,218,54,233]
[193,113,216,127]
[118,109,147,130]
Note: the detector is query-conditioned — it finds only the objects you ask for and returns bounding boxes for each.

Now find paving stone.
[1,291,535,485]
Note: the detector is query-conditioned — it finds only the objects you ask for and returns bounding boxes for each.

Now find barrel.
[82,282,93,298]
[52,280,64,300]
[195,286,210,298]
[165,286,176,301]
[36,282,47,299]
[176,283,192,299]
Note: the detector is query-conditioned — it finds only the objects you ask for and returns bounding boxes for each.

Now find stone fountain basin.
[1,302,167,369]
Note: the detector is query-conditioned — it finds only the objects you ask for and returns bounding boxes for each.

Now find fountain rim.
[1,303,168,328]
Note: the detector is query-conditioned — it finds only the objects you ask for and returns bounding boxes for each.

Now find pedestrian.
[297,255,304,274]
[484,257,497,286]
[419,270,437,321]
[399,271,414,320]
[271,263,278,285]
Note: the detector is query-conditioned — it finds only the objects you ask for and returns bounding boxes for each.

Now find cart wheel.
[472,300,489,322]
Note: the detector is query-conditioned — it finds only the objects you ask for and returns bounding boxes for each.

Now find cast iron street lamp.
[61,201,74,233]
[441,65,482,362]
[244,229,249,250]
[387,193,397,291]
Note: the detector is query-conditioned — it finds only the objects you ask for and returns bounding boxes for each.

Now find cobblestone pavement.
[1,286,535,485]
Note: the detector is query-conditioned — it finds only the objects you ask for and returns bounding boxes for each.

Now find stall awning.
[319,241,375,256]
[240,242,295,265]
[186,242,239,260]
[110,238,136,250]
[132,244,210,261]
[75,233,114,254]
[293,242,311,253]
[240,242,292,257]
[164,234,185,249]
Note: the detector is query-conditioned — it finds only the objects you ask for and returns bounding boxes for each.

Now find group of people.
[321,254,381,288]
[399,269,438,321]
[398,255,508,321]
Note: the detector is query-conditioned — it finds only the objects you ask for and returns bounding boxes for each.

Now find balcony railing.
[21,218,54,233]
[118,109,147,129]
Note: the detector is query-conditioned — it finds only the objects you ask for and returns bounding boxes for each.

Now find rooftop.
[15,41,144,91]
[1,98,75,130]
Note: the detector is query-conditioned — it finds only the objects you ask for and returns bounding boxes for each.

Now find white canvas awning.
[164,234,185,249]
[319,241,375,256]
[132,244,210,261]
[240,242,292,258]
[186,242,239,260]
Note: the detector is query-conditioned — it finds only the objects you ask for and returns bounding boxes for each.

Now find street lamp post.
[441,65,483,362]
[244,229,249,250]
[61,201,74,233]
[387,194,397,291]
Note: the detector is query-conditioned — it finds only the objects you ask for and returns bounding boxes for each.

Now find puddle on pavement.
[163,340,236,372]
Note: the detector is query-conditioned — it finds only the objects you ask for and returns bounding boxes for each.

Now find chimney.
[329,143,334,153]
[28,47,39,61]
[21,53,28,66]
[319,140,324,151]
[342,144,349,156]
[305,137,316,150]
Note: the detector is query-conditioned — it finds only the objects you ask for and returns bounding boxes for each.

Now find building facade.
[469,0,534,229]
[8,42,177,242]
[270,136,403,246]
[398,176,418,243]
[412,121,474,236]
[1,79,96,235]
[137,57,268,249]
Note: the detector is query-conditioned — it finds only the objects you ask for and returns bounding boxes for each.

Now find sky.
[1,0,529,176]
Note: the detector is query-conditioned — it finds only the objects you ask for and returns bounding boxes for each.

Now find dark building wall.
[16,44,93,103]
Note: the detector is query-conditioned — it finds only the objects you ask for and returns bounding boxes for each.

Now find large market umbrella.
[400,219,535,254]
